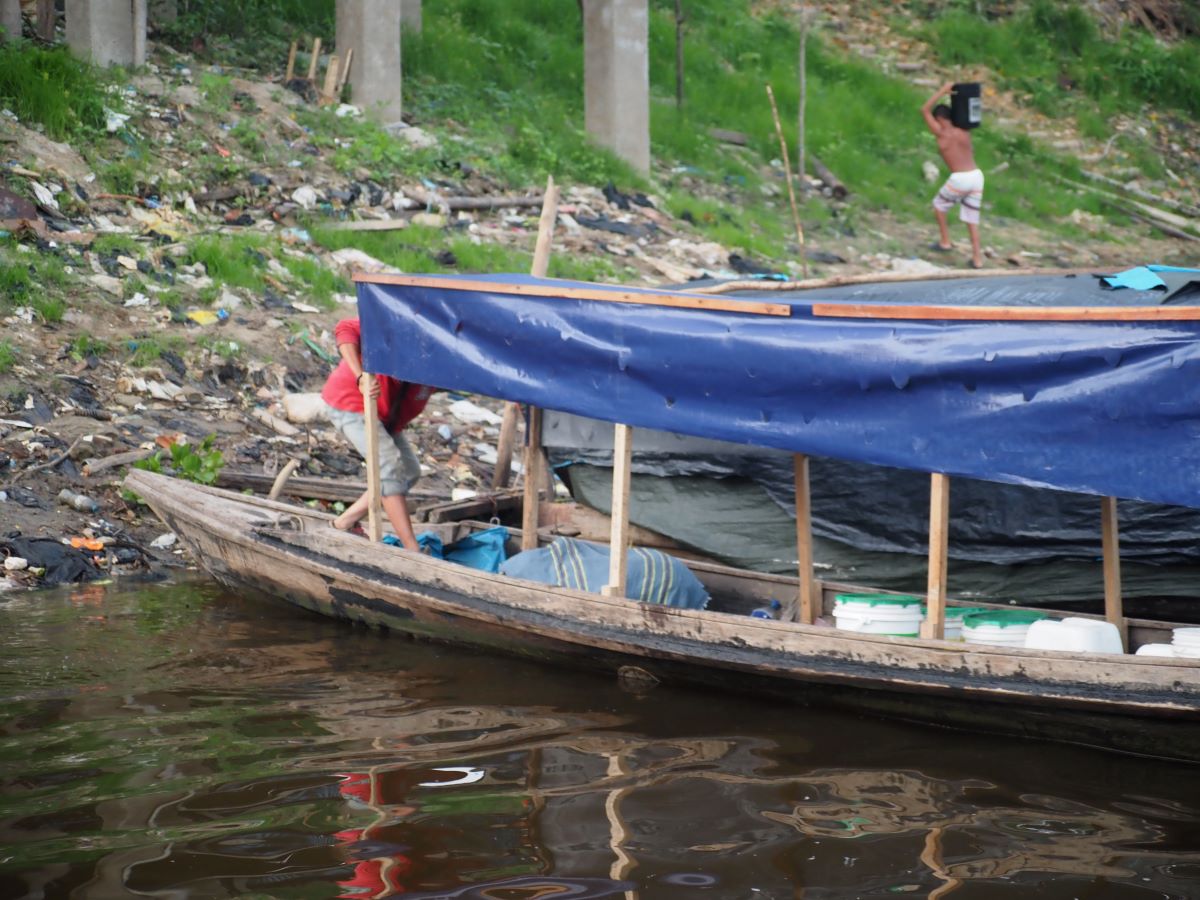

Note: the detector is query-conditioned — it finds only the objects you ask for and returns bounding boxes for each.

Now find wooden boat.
[126,469,1200,761]
[125,232,1200,760]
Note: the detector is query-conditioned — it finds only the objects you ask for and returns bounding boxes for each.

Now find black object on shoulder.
[951,82,982,130]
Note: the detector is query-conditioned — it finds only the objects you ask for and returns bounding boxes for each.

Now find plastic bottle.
[750,599,783,620]
[58,488,99,513]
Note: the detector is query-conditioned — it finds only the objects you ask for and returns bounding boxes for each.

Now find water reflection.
[1,579,1199,899]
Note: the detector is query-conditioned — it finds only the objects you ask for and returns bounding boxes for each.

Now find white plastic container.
[962,610,1047,647]
[928,607,990,641]
[1171,628,1200,658]
[1023,617,1123,654]
[833,593,923,637]
[1135,643,1177,658]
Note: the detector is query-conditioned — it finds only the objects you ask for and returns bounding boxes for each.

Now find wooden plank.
[351,273,793,317]
[813,303,1200,322]
[307,37,321,82]
[521,406,543,551]
[423,489,522,524]
[789,453,816,624]
[214,471,438,503]
[1101,496,1127,651]
[286,40,297,81]
[321,54,340,103]
[693,267,1099,295]
[602,424,634,598]
[362,373,382,542]
[920,473,951,641]
[336,47,354,91]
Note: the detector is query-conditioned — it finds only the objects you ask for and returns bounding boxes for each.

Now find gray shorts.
[326,404,421,496]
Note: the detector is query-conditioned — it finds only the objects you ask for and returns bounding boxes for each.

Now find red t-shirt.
[320,318,433,434]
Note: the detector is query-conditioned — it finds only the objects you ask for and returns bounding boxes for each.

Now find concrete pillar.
[65,0,136,67]
[583,0,650,174]
[0,0,21,42]
[401,0,421,33]
[336,0,404,123]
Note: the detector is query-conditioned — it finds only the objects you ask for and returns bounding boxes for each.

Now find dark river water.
[3,577,1200,899]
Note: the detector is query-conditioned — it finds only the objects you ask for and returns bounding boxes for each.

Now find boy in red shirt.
[320,318,434,550]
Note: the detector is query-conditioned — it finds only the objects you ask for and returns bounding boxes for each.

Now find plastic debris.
[150,532,178,550]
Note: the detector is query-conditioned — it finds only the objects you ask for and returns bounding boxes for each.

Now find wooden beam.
[602,424,634,598]
[362,373,382,542]
[351,273,793,317]
[336,47,354,92]
[692,267,1099,295]
[789,453,816,623]
[920,473,950,641]
[307,36,321,82]
[521,406,543,551]
[321,54,340,104]
[213,471,438,503]
[286,40,297,81]
[1101,496,1127,650]
[812,303,1200,322]
[492,402,520,489]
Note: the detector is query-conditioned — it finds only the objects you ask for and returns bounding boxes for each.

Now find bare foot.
[331,517,364,536]
[970,258,984,269]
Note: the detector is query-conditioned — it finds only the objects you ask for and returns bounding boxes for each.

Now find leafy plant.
[0,340,14,374]
[169,435,224,485]
[0,43,113,140]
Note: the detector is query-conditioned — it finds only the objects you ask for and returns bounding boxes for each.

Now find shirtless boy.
[922,81,984,268]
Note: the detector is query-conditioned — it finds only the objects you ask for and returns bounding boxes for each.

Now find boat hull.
[126,471,1200,762]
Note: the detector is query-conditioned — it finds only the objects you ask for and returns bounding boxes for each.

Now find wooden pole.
[362,374,383,542]
[1101,496,1127,650]
[797,6,808,191]
[36,0,54,40]
[765,84,809,278]
[495,175,559,491]
[336,47,354,92]
[674,0,685,109]
[788,453,816,623]
[286,40,298,81]
[602,424,634,598]
[321,54,340,104]
[307,37,322,83]
[921,473,950,641]
[521,407,543,551]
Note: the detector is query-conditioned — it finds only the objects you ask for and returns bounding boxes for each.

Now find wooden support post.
[36,0,54,40]
[921,473,950,641]
[362,373,383,542]
[521,406,543,551]
[494,175,559,490]
[1101,496,1127,650]
[336,47,354,92]
[307,37,322,82]
[788,453,816,624]
[321,54,340,103]
[602,424,634,598]
[286,40,298,81]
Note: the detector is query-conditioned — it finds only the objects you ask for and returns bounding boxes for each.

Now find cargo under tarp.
[357,271,1200,510]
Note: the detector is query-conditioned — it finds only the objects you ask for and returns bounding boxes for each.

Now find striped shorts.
[933,168,985,224]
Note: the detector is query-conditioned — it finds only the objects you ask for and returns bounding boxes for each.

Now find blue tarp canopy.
[357,272,1200,510]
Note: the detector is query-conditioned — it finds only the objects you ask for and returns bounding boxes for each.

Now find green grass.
[277,253,351,308]
[921,1,1200,118]
[0,340,14,373]
[1,253,70,318]
[70,335,110,360]
[186,235,269,292]
[0,43,114,140]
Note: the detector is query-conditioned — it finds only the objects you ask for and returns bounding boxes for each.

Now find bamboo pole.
[921,473,950,641]
[1101,496,1127,650]
[785,453,816,623]
[602,424,634,598]
[362,374,382,541]
[496,176,559,491]
[692,266,1098,295]
[765,83,809,278]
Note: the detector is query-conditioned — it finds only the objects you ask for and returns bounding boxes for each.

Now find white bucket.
[1023,617,1123,654]
[927,607,990,641]
[1135,643,1177,658]
[833,594,923,637]
[1171,628,1200,658]
[962,610,1047,647]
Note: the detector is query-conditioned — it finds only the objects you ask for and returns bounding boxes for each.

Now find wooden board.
[813,303,1200,322]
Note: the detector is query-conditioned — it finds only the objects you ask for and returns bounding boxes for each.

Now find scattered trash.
[150,532,178,550]
[58,488,100,513]
[448,399,503,426]
[4,557,28,571]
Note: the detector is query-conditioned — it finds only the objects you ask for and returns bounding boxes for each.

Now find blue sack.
[500,537,709,610]
[386,526,509,573]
